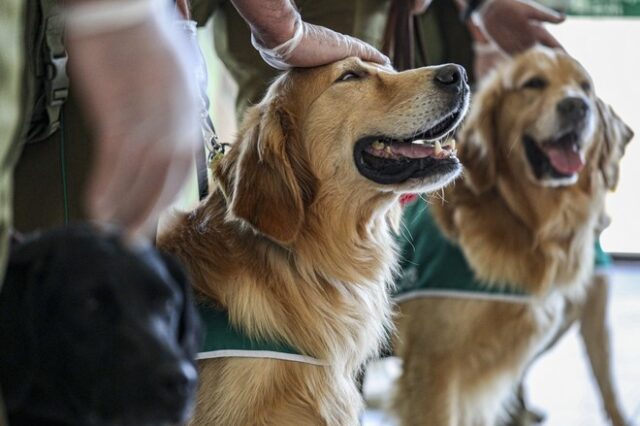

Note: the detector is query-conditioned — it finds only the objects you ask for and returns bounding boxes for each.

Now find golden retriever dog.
[393,47,633,426]
[158,58,470,425]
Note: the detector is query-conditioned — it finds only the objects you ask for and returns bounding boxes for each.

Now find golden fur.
[158,58,468,425]
[393,47,633,426]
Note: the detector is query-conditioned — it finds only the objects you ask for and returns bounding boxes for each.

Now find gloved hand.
[253,20,391,70]
[474,0,565,55]
[66,0,201,235]
[233,0,390,70]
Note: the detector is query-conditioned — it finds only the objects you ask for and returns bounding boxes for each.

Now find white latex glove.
[232,0,390,70]
[66,0,201,235]
[475,0,565,55]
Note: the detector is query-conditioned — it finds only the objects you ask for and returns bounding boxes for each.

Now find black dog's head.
[0,225,201,426]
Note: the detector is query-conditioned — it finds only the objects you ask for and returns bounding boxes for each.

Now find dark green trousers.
[13,91,93,233]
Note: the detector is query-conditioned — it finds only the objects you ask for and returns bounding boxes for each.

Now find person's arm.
[469,0,565,54]
[230,0,390,69]
[64,0,201,236]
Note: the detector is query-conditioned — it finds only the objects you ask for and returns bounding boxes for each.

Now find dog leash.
[174,0,223,202]
[382,0,430,71]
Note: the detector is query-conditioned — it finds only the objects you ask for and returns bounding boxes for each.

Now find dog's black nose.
[557,97,589,121]
[158,362,198,401]
[434,64,467,92]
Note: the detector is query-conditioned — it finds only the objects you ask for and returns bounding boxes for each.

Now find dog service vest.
[196,304,326,366]
[394,199,610,304]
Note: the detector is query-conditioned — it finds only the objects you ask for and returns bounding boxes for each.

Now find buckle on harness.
[45,56,69,107]
[26,3,69,144]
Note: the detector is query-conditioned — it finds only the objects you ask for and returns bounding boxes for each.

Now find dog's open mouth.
[354,109,463,185]
[523,131,585,180]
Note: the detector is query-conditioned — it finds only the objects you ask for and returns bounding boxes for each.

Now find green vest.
[595,238,612,269]
[197,303,325,365]
[196,202,611,361]
[395,200,611,304]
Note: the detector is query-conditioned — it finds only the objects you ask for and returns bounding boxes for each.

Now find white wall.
[549,18,640,254]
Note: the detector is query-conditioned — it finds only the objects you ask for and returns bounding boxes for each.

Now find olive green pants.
[0,0,25,286]
[0,1,25,423]
[13,92,94,233]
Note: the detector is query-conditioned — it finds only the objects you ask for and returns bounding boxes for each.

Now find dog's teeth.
[385,146,392,155]
[372,141,385,150]
[435,141,443,155]
[413,139,425,145]
[441,138,455,150]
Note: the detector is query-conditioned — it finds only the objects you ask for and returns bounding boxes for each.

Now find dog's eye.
[336,71,363,83]
[522,77,547,90]
[581,81,591,93]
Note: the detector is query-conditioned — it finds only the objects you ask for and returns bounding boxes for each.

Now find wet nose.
[157,362,198,401]
[557,97,589,121]
[434,64,467,92]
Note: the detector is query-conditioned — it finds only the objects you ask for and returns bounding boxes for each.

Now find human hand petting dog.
[232,0,390,69]
[474,0,565,54]
[65,0,201,236]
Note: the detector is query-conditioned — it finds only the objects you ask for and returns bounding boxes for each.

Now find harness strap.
[176,14,222,201]
[382,0,430,71]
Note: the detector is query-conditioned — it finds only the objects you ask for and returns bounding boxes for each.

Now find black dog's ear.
[159,253,202,358]
[1,235,54,410]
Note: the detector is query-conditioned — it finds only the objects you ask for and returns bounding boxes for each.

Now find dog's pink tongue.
[390,142,434,159]
[543,145,584,174]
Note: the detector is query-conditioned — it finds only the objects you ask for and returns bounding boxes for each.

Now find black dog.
[0,225,201,426]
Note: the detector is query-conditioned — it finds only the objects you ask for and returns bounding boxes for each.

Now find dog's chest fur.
[161,193,396,372]
[243,224,394,371]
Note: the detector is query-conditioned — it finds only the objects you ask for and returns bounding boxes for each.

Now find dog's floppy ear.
[228,100,307,245]
[159,252,202,358]
[596,99,633,191]
[458,76,504,194]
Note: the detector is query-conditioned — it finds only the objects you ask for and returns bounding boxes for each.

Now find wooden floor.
[362,262,640,426]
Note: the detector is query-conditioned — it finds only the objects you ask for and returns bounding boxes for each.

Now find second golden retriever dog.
[393,47,633,426]
[158,58,470,425]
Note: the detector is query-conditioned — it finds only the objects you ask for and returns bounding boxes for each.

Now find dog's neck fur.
[159,186,397,371]
[433,155,604,297]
